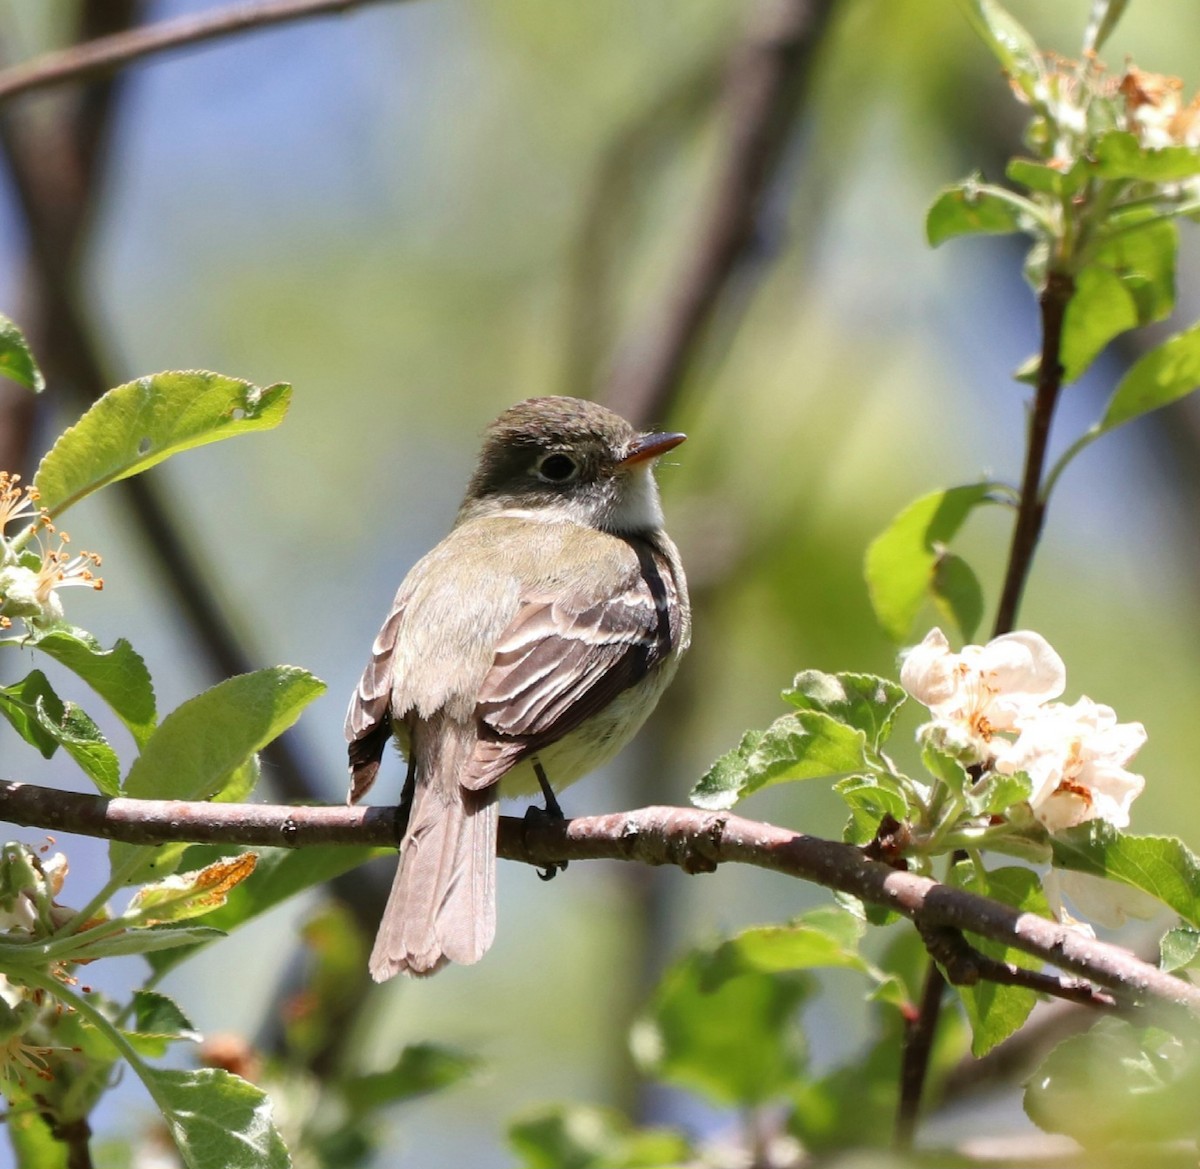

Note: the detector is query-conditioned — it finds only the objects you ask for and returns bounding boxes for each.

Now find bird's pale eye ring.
[534,452,580,484]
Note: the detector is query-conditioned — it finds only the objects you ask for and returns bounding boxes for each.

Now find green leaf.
[0,314,44,393]
[930,550,984,642]
[0,670,64,757]
[952,864,1048,1055]
[1083,0,1130,54]
[966,768,1032,818]
[1099,322,1200,433]
[1160,927,1200,974]
[509,1104,692,1169]
[146,843,384,974]
[925,180,1033,246]
[1026,1019,1200,1145]
[712,907,910,1009]
[33,371,291,520]
[73,926,226,960]
[123,990,201,1058]
[955,0,1044,103]
[0,669,120,793]
[1006,157,1090,198]
[782,670,906,749]
[1093,214,1177,327]
[111,667,325,884]
[921,740,970,798]
[341,1044,481,1115]
[1058,264,1139,384]
[1052,822,1200,927]
[1093,131,1200,182]
[865,482,998,643]
[147,1066,290,1169]
[835,775,909,847]
[39,701,121,795]
[691,711,867,810]
[32,627,157,747]
[6,1099,68,1168]
[631,945,809,1107]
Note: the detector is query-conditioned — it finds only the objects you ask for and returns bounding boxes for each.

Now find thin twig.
[2,781,1196,1013]
[0,0,394,105]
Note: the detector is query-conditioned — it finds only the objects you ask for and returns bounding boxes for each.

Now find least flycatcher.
[346,396,690,980]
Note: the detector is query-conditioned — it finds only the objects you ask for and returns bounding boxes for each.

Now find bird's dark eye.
[535,453,579,483]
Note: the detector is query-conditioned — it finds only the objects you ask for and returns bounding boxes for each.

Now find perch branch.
[1,781,1195,1013]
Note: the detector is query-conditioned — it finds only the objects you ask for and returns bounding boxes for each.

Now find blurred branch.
[0,0,396,105]
[0,9,326,814]
[2,779,1195,1013]
[601,0,836,428]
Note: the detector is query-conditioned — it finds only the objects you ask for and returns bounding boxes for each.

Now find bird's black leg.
[533,758,564,820]
[526,757,568,880]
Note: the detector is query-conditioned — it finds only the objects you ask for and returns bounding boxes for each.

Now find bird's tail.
[369,720,499,981]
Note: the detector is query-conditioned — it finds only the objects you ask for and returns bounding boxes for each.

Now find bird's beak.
[620,431,687,468]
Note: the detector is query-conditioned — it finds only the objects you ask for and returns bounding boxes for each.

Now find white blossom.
[900,628,1066,762]
[995,697,1146,832]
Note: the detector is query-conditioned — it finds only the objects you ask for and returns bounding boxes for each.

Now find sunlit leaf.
[510,1104,692,1169]
[1099,322,1200,433]
[33,371,291,519]
[711,907,910,1009]
[955,0,1044,102]
[931,550,984,642]
[1093,131,1200,182]
[0,315,43,393]
[0,669,120,793]
[0,670,64,758]
[926,180,1034,246]
[782,671,906,749]
[1026,1019,1200,1145]
[341,1044,481,1115]
[631,944,809,1107]
[110,667,324,884]
[1160,927,1200,974]
[1058,265,1138,384]
[865,482,999,643]
[952,864,1048,1055]
[1052,822,1200,927]
[32,627,156,747]
[1083,0,1131,54]
[836,775,909,847]
[691,711,867,810]
[148,1067,290,1169]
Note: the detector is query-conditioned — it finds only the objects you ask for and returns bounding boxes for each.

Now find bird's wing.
[345,597,406,804]
[464,540,679,789]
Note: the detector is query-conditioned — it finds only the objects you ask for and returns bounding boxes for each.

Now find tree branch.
[600,0,835,427]
[2,780,1195,1013]
[0,0,396,105]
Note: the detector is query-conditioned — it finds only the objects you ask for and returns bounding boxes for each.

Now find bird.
[345,396,690,980]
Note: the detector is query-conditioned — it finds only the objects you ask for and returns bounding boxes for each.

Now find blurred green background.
[2,0,1200,1163]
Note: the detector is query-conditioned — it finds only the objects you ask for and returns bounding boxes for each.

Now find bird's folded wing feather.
[464,550,677,789]
[345,599,406,803]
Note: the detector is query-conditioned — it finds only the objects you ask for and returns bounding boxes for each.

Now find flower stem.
[993,269,1075,638]
[895,267,1076,1151]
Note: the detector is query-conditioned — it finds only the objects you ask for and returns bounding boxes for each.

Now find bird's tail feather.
[369,722,498,980]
